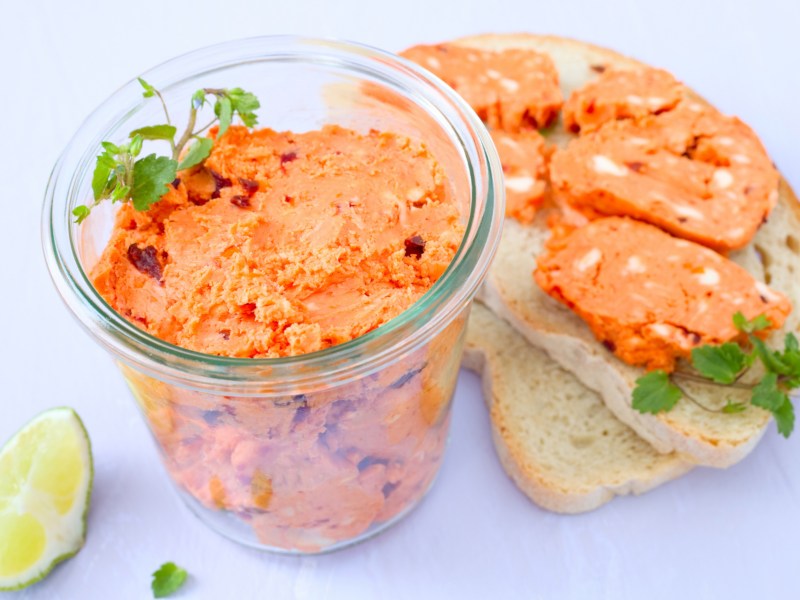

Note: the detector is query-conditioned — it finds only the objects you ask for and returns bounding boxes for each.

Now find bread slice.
[454,34,800,468]
[463,302,691,512]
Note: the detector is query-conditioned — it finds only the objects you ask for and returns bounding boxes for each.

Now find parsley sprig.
[632,312,798,437]
[73,78,259,223]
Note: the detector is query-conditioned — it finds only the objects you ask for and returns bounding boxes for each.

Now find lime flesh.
[0,408,93,591]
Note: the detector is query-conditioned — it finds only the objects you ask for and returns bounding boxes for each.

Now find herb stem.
[672,369,754,390]
[671,380,725,413]
[174,106,198,162]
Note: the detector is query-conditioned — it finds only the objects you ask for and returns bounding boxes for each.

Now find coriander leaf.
[151,562,188,598]
[138,77,157,98]
[751,373,786,411]
[751,336,792,375]
[228,88,260,128]
[632,370,681,414]
[72,205,91,224]
[177,138,213,171]
[733,312,772,334]
[216,96,233,137]
[773,397,795,438]
[691,342,747,384]
[722,401,747,414]
[131,154,177,211]
[130,124,177,141]
[92,152,117,200]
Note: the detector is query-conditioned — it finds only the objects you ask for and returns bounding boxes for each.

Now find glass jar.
[43,36,504,553]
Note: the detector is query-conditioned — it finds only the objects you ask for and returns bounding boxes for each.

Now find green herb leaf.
[130,124,177,141]
[228,88,260,128]
[131,154,177,211]
[751,373,786,411]
[632,370,682,414]
[72,205,91,224]
[751,336,792,375]
[773,397,795,438]
[191,89,206,110]
[151,562,188,598]
[691,342,748,384]
[138,77,157,98]
[722,401,747,414]
[101,141,121,154]
[216,96,233,137]
[92,152,117,200]
[129,134,144,157]
[177,138,213,171]
[733,312,772,334]
[786,333,799,352]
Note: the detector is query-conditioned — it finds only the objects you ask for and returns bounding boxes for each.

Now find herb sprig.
[632,312,798,437]
[73,78,260,223]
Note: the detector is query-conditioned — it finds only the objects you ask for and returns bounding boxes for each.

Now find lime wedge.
[0,407,93,591]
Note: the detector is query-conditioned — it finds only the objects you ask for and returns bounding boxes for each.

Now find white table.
[4,0,799,597]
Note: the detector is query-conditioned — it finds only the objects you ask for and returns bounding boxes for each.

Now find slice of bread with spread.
[463,302,691,512]
[436,34,800,468]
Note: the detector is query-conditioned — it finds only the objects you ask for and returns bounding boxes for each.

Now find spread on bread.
[401,43,562,131]
[490,129,549,223]
[534,217,791,371]
[551,100,780,252]
[562,67,684,133]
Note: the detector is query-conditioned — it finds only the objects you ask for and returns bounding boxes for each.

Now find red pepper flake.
[127,244,163,281]
[280,151,297,165]
[625,161,645,173]
[404,235,426,259]
[209,169,232,199]
[230,195,251,208]
[590,64,607,73]
[238,177,259,196]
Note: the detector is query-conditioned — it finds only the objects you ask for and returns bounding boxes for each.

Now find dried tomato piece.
[238,177,259,196]
[280,151,297,165]
[209,169,232,199]
[230,195,251,208]
[127,244,163,281]
[404,235,426,259]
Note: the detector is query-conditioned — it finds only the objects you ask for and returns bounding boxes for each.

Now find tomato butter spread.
[563,67,685,133]
[401,43,562,131]
[491,129,548,223]
[92,125,464,357]
[534,217,791,372]
[550,103,779,252]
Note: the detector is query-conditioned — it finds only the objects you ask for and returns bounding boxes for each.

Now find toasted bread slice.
[454,34,800,468]
[463,303,691,512]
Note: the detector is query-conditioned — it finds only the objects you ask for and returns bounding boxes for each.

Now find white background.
[3,0,800,598]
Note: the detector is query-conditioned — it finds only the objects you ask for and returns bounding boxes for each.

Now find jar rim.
[42,35,505,393]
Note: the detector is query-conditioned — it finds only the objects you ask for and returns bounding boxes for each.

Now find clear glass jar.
[43,36,504,553]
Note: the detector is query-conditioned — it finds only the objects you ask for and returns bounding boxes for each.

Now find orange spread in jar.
[534,217,791,372]
[91,125,464,357]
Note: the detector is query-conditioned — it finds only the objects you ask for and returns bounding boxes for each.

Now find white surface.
[3,0,800,598]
